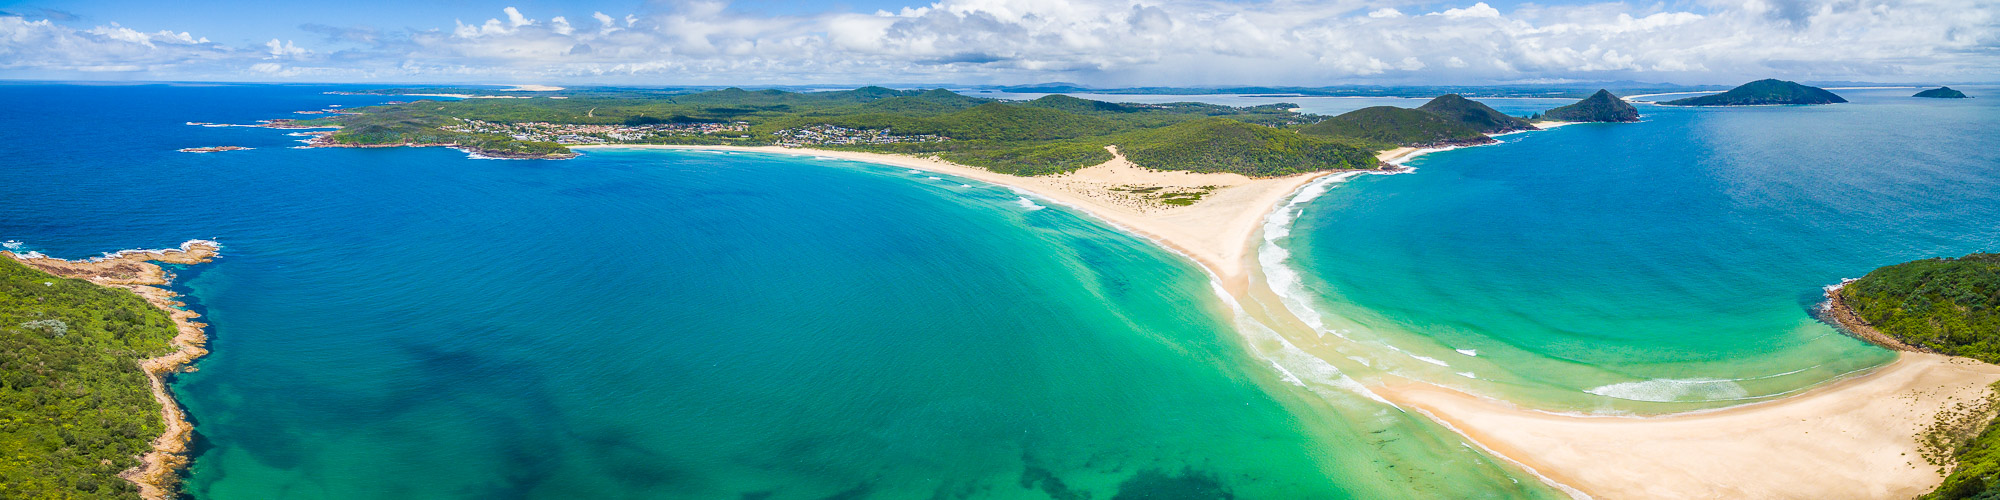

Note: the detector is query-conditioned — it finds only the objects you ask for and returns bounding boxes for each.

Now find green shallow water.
[1264,88,2000,412]
[0,84,1560,499]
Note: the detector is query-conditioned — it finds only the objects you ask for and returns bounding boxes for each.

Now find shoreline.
[1378,352,2000,498]
[575,144,1393,282]
[4,240,221,500]
[1823,281,1930,352]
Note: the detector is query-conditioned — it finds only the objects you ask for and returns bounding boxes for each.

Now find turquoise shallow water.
[1268,87,2000,411]
[0,85,1559,499]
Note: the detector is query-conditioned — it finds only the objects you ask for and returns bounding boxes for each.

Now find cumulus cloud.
[0,0,1994,84]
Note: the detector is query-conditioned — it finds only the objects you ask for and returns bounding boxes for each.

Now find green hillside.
[1115,118,1378,177]
[1542,89,1640,122]
[0,258,180,499]
[1416,94,1536,133]
[1296,106,1488,147]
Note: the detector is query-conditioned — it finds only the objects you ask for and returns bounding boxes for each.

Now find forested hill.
[1841,253,2000,362]
[0,257,179,498]
[305,87,1406,176]
[1541,90,1640,123]
[1662,79,1846,106]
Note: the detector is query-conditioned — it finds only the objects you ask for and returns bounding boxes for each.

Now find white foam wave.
[1410,355,1451,367]
[1,240,21,251]
[1256,172,1365,339]
[926,176,942,180]
[1456,349,1478,357]
[1013,197,1046,211]
[1208,281,1396,407]
[1457,371,1479,379]
[1585,378,1751,403]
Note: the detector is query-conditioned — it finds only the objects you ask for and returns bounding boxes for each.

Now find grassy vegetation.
[316,87,1377,176]
[1840,253,2000,499]
[1114,118,1378,176]
[0,258,179,499]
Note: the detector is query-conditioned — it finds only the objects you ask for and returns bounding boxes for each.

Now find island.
[1828,253,2000,499]
[1538,89,1641,122]
[1,240,219,499]
[1915,87,1973,99]
[177,146,252,153]
[1661,79,1847,106]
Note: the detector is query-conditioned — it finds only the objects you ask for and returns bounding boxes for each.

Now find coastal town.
[440,118,750,144]
[770,125,948,147]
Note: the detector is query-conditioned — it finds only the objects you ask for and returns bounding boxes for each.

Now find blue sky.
[1,0,1991,86]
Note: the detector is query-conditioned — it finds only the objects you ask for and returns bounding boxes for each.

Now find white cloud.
[0,0,1994,84]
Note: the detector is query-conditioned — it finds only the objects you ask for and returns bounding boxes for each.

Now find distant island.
[1416,94,1538,134]
[1662,79,1847,106]
[1915,87,1972,99]
[1827,253,2000,500]
[1538,89,1640,122]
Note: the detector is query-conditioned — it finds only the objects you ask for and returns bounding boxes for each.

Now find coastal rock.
[1662,79,1846,106]
[1914,86,1972,99]
[1541,89,1640,123]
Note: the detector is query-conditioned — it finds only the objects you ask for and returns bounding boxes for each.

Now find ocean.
[0,84,1562,499]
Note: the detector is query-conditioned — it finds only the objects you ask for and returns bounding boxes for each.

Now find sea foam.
[1585,378,1751,402]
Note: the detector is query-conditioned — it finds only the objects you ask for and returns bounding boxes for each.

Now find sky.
[0,0,1993,86]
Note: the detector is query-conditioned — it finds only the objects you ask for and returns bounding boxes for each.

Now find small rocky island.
[1914,86,1971,99]
[1540,89,1640,122]
[1663,79,1847,106]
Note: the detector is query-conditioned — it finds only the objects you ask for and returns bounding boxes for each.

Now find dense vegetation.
[1540,89,1640,122]
[1295,106,1486,147]
[1839,253,2000,499]
[1842,253,2000,362]
[1916,87,1972,99]
[1415,94,1537,133]
[1662,79,1847,106]
[1113,118,1379,176]
[316,87,1394,176]
[0,258,178,499]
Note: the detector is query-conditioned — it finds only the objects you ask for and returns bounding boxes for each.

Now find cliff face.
[1543,89,1640,122]
[1663,79,1847,106]
[1416,94,1538,134]
[1914,87,1972,99]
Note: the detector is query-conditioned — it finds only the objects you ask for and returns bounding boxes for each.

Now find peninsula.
[1830,253,2000,499]
[1915,87,1973,99]
[1,241,219,500]
[1662,79,1847,106]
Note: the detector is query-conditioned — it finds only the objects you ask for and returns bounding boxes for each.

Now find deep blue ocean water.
[0,84,1561,499]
